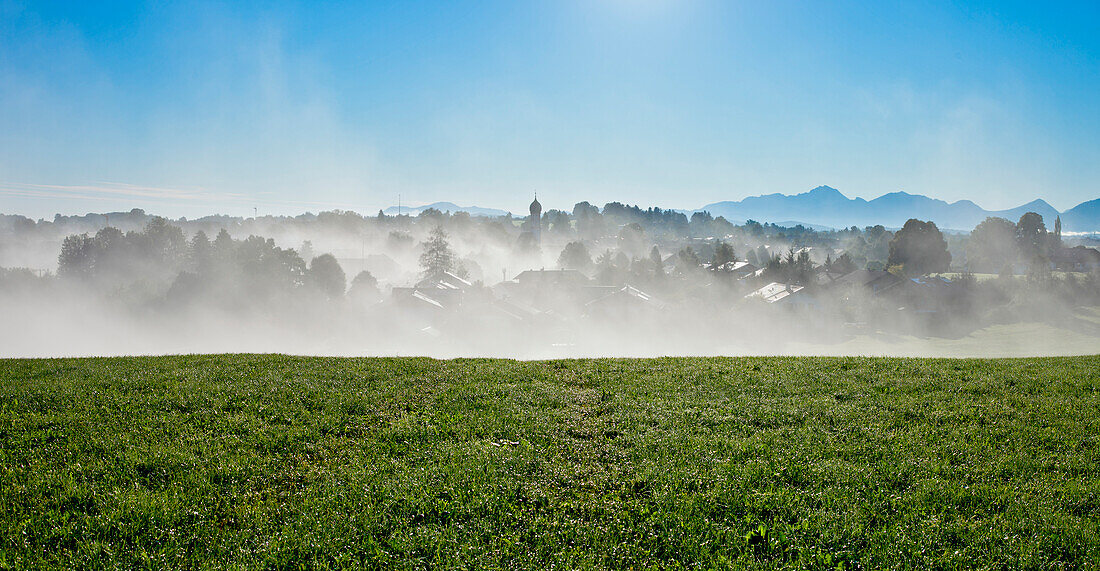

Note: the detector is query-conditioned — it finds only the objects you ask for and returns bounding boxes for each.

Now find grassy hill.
[1,355,1098,568]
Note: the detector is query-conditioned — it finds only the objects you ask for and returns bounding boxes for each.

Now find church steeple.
[529,192,542,244]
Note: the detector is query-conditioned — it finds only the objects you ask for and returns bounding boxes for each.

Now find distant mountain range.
[382,202,510,218]
[381,189,1100,232]
[695,186,1099,232]
[1060,198,1100,232]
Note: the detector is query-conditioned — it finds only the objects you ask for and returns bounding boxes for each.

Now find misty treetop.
[0,202,1099,357]
[965,213,1067,275]
[967,217,1020,274]
[307,253,347,300]
[887,219,951,277]
[55,217,350,310]
[4,203,1099,316]
[419,226,457,281]
[22,203,1100,291]
[557,241,593,271]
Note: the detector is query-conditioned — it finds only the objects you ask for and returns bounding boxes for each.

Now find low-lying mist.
[1,205,1098,359]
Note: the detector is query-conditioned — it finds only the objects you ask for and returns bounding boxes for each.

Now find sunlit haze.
[2,1,1099,218]
[4,5,1100,565]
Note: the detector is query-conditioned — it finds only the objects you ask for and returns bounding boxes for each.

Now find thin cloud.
[0,181,379,214]
[0,182,244,202]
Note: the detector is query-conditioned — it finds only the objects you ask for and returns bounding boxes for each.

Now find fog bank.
[2,205,1098,359]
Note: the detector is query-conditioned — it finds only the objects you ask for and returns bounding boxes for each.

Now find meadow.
[1,355,1098,569]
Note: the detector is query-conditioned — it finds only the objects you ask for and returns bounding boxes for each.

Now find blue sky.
[1,0,1098,218]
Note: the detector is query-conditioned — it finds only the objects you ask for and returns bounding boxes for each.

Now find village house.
[826,269,906,296]
[1053,246,1100,272]
[391,270,473,312]
[746,282,805,305]
[585,284,667,317]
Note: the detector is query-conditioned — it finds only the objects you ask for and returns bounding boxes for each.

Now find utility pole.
[103,214,109,228]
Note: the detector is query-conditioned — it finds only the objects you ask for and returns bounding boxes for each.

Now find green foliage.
[349,270,379,300]
[673,245,699,275]
[189,230,212,272]
[544,210,572,236]
[386,231,414,251]
[845,225,892,268]
[825,252,857,275]
[307,253,346,299]
[649,245,663,276]
[746,248,760,266]
[557,241,593,271]
[888,219,951,276]
[967,217,1018,273]
[1016,212,1057,271]
[514,231,540,255]
[234,236,308,299]
[0,267,51,293]
[711,241,736,268]
[1,355,1098,568]
[601,203,688,238]
[298,240,314,262]
[419,226,456,280]
[617,223,647,259]
[572,202,603,239]
[57,233,94,279]
[764,246,814,284]
[59,218,188,288]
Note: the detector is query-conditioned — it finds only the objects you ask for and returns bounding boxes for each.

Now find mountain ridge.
[697,186,1093,231]
[381,202,511,218]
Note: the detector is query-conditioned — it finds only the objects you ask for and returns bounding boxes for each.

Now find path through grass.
[1,355,1098,568]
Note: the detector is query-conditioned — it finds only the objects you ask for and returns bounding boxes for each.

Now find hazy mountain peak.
[1019,199,1054,209]
[382,202,510,217]
[804,185,846,199]
[697,186,1100,231]
[875,190,915,199]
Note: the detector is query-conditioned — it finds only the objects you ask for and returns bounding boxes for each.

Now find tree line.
[54,218,379,310]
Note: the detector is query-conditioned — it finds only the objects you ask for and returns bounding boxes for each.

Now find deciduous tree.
[557,241,592,271]
[887,219,951,276]
[420,226,456,280]
[308,253,346,299]
[966,217,1017,273]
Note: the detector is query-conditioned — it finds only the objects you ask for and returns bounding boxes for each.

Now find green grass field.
[2,355,1099,569]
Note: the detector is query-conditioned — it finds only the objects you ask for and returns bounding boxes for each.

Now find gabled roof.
[830,269,904,293]
[411,290,444,309]
[706,260,759,275]
[513,268,591,285]
[492,298,538,321]
[416,271,473,291]
[813,270,847,287]
[584,284,666,310]
[745,282,804,304]
[1054,246,1100,264]
[442,271,473,285]
[741,267,768,280]
[909,276,951,288]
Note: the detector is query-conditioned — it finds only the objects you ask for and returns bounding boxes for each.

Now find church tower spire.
[529,192,542,245]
